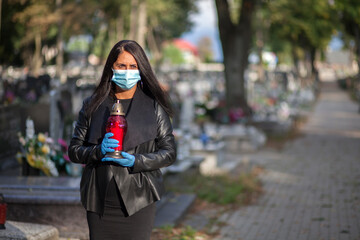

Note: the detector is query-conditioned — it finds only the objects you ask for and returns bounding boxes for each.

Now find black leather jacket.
[68,90,176,216]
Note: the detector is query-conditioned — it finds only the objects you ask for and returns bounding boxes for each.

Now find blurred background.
[1,0,359,175]
[0,0,359,238]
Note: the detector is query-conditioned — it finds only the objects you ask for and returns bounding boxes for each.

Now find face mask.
[111,69,141,90]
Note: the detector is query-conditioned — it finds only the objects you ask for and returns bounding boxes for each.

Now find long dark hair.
[85,40,173,117]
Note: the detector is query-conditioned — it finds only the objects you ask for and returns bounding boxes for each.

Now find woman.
[68,40,176,239]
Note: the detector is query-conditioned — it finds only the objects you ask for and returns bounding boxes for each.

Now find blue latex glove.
[101,132,119,155]
[102,152,135,167]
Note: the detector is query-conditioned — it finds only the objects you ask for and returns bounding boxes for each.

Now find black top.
[118,98,132,117]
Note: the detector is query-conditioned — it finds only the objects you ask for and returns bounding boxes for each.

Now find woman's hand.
[102,152,135,167]
[101,133,119,155]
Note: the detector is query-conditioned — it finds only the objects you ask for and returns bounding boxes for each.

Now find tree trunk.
[117,15,124,40]
[256,9,264,82]
[56,0,64,78]
[32,31,42,76]
[100,25,109,65]
[56,38,64,77]
[215,0,255,116]
[136,0,147,47]
[147,27,161,70]
[305,50,312,79]
[310,47,319,82]
[354,24,360,79]
[291,46,300,77]
[0,0,2,41]
[86,34,95,67]
[109,21,117,48]
[129,0,139,41]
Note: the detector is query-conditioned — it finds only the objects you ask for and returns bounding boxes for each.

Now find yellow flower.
[38,133,46,143]
[26,153,35,167]
[41,145,50,154]
[42,168,51,176]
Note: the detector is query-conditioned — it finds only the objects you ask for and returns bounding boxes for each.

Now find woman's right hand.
[101,133,119,155]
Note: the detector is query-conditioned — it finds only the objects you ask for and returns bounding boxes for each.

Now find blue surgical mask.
[111,69,141,90]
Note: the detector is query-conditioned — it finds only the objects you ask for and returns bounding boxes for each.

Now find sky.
[181,0,223,62]
[181,0,343,62]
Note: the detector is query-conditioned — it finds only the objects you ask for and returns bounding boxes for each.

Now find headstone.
[179,96,194,131]
[0,221,59,240]
[49,90,61,142]
[0,105,21,169]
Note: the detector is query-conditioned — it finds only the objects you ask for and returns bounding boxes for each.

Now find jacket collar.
[86,87,157,151]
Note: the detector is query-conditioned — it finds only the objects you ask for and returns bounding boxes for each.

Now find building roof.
[173,39,198,56]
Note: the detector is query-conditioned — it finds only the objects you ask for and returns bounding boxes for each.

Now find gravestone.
[49,90,61,142]
[179,95,194,131]
[49,88,73,142]
[0,105,21,170]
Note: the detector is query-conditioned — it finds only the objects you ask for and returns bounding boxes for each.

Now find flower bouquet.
[17,132,59,177]
[16,118,82,177]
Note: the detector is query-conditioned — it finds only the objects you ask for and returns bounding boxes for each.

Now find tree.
[55,0,63,78]
[147,0,198,66]
[163,43,185,65]
[0,0,26,65]
[86,0,197,65]
[252,4,271,81]
[215,0,256,115]
[335,0,360,78]
[197,36,213,63]
[268,0,336,78]
[12,0,59,76]
[1,0,197,72]
[129,0,146,46]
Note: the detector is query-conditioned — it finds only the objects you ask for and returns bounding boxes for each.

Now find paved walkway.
[214,81,360,240]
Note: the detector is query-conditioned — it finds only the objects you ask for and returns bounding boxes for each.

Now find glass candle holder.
[105,100,127,159]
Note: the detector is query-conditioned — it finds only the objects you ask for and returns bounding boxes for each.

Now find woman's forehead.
[115,51,137,63]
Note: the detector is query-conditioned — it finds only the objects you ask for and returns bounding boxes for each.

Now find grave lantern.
[105,100,127,158]
[0,194,6,229]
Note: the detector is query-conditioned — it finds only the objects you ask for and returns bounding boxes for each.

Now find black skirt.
[87,178,156,240]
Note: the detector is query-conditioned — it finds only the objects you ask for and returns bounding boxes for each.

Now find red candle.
[105,100,127,158]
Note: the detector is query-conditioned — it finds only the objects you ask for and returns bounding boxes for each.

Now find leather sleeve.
[130,103,176,173]
[68,102,103,164]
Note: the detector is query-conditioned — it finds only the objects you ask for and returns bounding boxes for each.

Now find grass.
[154,168,263,239]
[151,225,210,240]
[165,167,263,206]
[190,172,261,205]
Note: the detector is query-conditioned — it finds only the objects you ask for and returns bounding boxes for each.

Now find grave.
[0,221,59,240]
[0,176,87,239]
[190,139,225,176]
[0,173,199,238]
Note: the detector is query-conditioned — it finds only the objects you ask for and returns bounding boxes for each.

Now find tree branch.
[238,0,255,30]
[215,0,234,35]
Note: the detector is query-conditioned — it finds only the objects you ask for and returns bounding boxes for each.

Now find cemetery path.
[212,80,360,240]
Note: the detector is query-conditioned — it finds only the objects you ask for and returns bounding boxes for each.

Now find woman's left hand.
[102,152,135,167]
